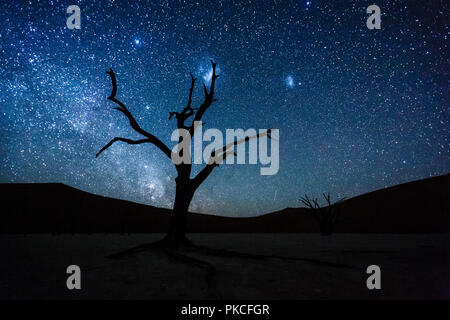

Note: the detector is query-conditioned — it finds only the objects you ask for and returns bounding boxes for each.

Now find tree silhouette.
[96,60,272,248]
[300,193,346,236]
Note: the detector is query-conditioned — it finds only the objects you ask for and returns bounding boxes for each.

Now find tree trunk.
[166,178,195,247]
[319,221,333,236]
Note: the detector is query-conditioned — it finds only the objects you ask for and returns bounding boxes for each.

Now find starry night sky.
[0,0,448,216]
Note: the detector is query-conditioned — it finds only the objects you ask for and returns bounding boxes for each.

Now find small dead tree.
[300,193,346,236]
[96,60,272,249]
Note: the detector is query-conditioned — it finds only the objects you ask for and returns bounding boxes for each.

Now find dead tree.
[300,193,346,236]
[96,60,272,248]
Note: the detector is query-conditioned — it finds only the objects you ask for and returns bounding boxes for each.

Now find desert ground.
[0,234,449,299]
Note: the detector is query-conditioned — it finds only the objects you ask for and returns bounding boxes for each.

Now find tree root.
[106,238,357,269]
[106,240,166,259]
[104,238,221,298]
[99,236,358,299]
[164,249,221,299]
[184,243,358,269]
[106,235,193,259]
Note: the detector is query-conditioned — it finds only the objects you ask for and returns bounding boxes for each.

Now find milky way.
[0,0,448,216]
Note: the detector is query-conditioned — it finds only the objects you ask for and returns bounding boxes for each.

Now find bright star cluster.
[0,0,448,216]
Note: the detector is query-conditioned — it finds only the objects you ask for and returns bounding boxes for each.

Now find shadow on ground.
[1,234,449,299]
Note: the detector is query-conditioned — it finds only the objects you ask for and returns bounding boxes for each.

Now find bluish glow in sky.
[286,75,295,88]
[0,0,448,216]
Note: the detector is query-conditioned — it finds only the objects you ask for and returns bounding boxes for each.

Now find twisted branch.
[96,69,172,159]
[189,60,219,135]
[96,137,152,158]
[169,73,198,129]
[192,130,275,188]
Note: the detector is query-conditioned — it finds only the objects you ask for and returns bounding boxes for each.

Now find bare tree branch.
[96,137,152,158]
[213,129,274,161]
[192,130,274,187]
[300,193,347,235]
[300,195,318,209]
[300,195,321,223]
[169,74,198,129]
[189,60,219,135]
[103,68,172,159]
[186,73,196,110]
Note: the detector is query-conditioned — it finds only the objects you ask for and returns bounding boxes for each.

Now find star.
[0,0,447,216]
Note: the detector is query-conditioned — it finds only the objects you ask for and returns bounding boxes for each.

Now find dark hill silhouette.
[1,174,449,234]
